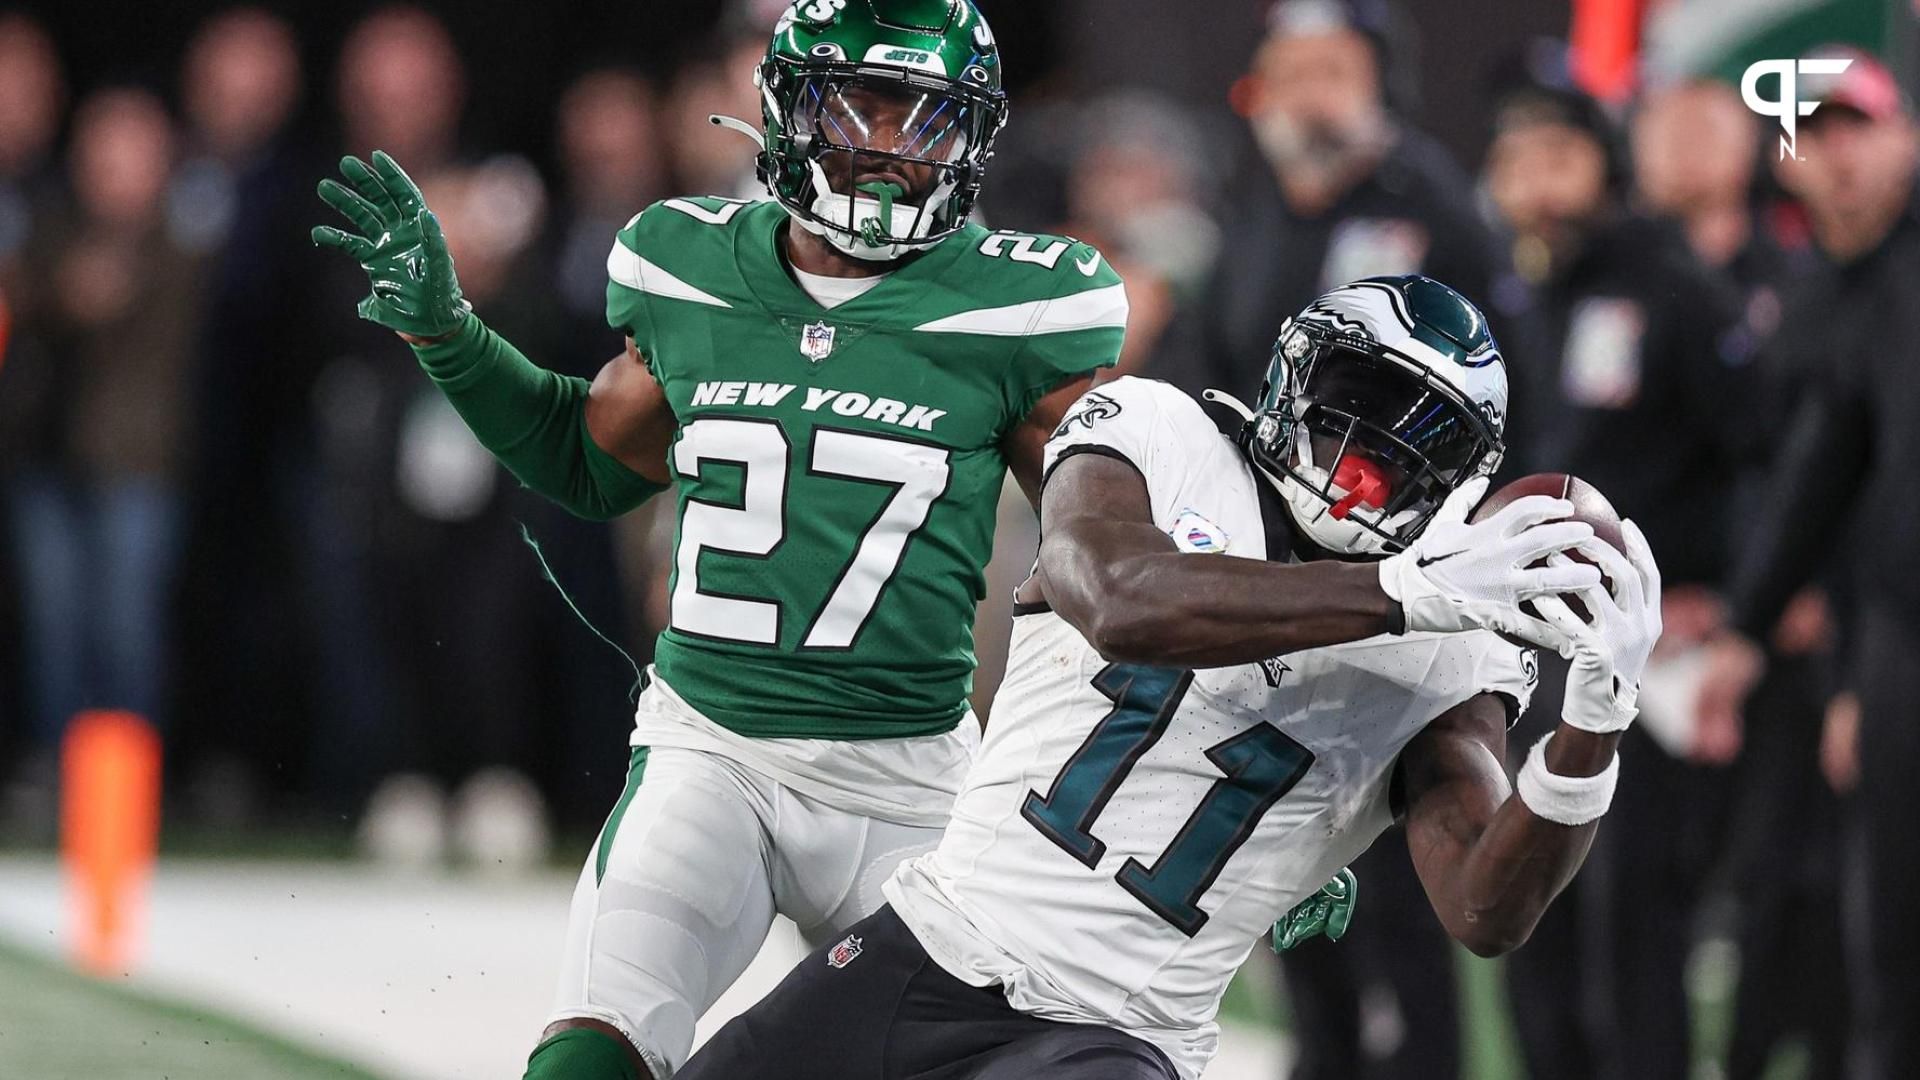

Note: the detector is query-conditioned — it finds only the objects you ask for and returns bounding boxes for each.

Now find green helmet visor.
[788,73,992,241]
[798,77,976,166]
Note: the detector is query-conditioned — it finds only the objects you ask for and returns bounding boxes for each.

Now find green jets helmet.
[741,0,1008,261]
[1210,276,1509,557]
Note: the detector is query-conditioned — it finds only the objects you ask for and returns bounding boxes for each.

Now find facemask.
[1205,386,1417,557]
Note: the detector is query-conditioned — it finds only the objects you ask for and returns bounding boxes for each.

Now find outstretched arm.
[406,324,670,521]
[1398,694,1616,957]
[1033,452,1597,669]
[313,151,669,520]
[1034,453,1400,668]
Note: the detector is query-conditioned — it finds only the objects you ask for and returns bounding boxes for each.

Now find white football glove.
[1378,477,1602,638]
[1532,519,1664,733]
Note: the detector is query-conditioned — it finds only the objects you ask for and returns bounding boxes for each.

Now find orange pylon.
[61,710,162,975]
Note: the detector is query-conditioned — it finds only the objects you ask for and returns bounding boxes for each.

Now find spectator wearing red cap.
[1699,46,1920,1080]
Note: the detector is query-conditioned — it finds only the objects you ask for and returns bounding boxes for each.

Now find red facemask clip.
[1328,455,1391,519]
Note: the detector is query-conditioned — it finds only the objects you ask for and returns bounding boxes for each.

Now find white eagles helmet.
[1208,275,1509,557]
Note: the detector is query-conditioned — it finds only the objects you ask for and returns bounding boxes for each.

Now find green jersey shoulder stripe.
[914,281,1130,337]
[606,233,734,309]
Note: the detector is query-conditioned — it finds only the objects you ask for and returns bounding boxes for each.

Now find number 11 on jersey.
[1022,663,1316,936]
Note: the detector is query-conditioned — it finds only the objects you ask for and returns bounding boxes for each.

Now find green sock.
[523,1027,644,1080]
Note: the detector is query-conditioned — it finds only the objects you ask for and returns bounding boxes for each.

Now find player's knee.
[525,1019,653,1080]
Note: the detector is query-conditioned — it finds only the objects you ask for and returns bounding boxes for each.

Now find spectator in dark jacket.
[6,87,203,781]
[1150,0,1523,424]
[168,5,319,823]
[1634,76,1849,1080]
[1484,68,1762,1080]
[1151,6,1524,1078]
[1697,50,1920,1080]
[0,11,66,782]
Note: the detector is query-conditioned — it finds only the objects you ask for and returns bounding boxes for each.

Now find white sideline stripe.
[606,240,732,309]
[914,282,1130,337]
[0,854,1288,1080]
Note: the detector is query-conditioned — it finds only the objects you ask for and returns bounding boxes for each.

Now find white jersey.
[884,376,1537,1079]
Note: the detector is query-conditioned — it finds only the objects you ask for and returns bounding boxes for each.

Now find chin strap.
[1206,388,1281,494]
[707,114,766,150]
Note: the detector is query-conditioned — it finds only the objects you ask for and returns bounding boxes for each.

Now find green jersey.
[606,197,1125,740]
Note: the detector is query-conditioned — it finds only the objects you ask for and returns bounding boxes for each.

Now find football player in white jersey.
[674,276,1663,1080]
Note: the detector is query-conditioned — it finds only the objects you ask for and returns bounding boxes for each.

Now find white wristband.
[1516,733,1619,826]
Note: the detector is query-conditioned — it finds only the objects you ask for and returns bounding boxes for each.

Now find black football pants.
[677,905,1178,1080]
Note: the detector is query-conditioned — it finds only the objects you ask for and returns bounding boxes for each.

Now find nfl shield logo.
[801,321,837,362]
[827,934,863,969]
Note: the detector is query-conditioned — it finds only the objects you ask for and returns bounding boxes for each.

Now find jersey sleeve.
[1472,635,1540,727]
[1041,376,1206,527]
[604,209,655,361]
[1004,239,1129,422]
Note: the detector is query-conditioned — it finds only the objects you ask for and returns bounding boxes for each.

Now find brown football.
[1470,473,1624,627]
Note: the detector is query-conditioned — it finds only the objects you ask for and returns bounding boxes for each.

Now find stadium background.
[0,0,1902,1077]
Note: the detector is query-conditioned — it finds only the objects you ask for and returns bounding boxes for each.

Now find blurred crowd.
[3,0,1918,1077]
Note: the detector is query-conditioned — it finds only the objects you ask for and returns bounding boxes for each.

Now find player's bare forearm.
[1400,696,1619,957]
[1004,373,1097,511]
[1037,453,1398,668]
[584,337,676,485]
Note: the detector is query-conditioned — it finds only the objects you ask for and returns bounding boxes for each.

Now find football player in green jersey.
[310,2,1126,1077]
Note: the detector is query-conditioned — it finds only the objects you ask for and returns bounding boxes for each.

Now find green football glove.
[1272,867,1358,952]
[311,150,470,339]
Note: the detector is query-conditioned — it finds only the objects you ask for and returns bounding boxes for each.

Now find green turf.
[1459,951,1524,1080]
[0,900,1782,1080]
[1218,955,1283,1031]
[1221,939,1768,1080]
[1217,944,1526,1078]
[0,940,391,1080]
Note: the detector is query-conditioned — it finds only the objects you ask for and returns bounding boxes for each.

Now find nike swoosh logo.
[1416,552,1458,568]
[1076,252,1101,276]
